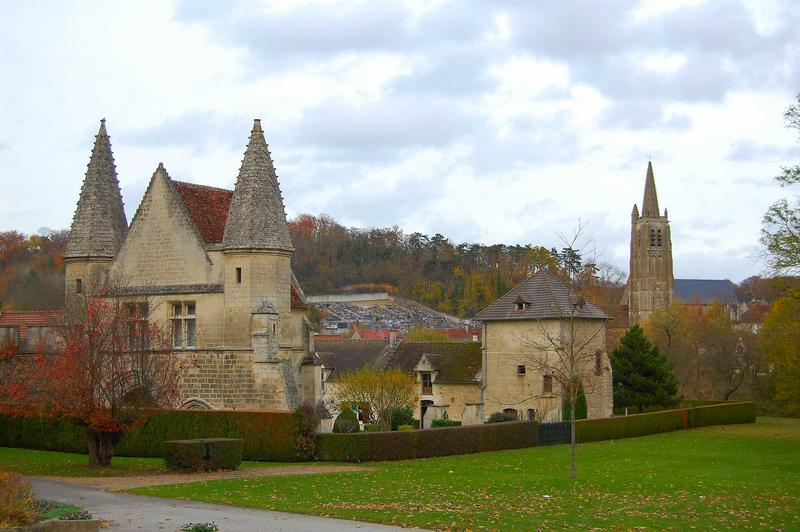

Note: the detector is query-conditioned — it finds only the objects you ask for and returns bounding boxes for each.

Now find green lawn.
[0,447,291,477]
[131,418,800,530]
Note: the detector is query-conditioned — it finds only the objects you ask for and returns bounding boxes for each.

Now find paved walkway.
[30,478,410,532]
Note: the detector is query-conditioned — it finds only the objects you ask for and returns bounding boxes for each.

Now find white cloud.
[0,0,797,283]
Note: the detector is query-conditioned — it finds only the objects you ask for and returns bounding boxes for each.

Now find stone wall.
[180,350,290,410]
[483,319,613,421]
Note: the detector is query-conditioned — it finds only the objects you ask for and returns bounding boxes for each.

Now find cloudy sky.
[2,0,799,282]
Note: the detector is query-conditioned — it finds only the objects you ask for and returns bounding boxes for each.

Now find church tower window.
[657,229,663,247]
[649,229,656,247]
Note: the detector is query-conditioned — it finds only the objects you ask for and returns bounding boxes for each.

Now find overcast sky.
[2,0,799,282]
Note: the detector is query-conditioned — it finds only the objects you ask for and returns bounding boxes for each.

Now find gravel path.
[38,464,372,491]
[30,478,410,532]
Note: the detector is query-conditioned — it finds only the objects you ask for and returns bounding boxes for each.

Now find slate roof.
[172,181,232,244]
[315,340,389,381]
[386,341,481,383]
[674,279,738,305]
[65,120,128,259]
[472,269,609,321]
[223,120,293,252]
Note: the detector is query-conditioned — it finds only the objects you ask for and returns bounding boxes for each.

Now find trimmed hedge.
[316,421,538,462]
[0,410,298,461]
[577,401,756,443]
[163,439,206,471]
[163,438,243,471]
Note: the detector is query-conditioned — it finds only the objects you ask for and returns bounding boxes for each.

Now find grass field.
[130,418,800,530]
[0,447,289,477]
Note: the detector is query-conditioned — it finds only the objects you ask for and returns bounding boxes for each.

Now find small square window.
[517,365,526,375]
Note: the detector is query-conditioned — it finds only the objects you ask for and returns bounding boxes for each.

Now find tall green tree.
[761,93,800,274]
[611,325,680,413]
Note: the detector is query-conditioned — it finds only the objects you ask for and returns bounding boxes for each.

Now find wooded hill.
[2,216,788,318]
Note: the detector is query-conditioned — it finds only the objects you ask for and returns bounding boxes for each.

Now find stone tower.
[222,119,295,360]
[627,161,674,324]
[64,119,128,299]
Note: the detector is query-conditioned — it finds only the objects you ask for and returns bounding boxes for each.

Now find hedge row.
[577,401,756,443]
[315,420,538,462]
[0,410,299,461]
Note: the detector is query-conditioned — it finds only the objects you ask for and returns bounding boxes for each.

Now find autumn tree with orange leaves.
[3,292,186,467]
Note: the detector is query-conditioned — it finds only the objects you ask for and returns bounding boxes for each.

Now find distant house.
[473,269,613,422]
[0,310,62,353]
[314,339,481,430]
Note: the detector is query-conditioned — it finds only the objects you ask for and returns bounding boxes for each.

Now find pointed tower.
[64,119,127,299]
[627,162,674,324]
[222,120,295,353]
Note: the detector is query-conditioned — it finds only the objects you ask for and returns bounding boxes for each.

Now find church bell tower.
[627,162,674,324]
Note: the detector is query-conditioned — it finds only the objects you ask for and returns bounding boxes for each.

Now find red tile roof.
[172,181,233,243]
[0,310,62,341]
[291,286,307,310]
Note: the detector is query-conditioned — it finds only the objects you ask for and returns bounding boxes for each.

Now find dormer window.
[514,295,529,311]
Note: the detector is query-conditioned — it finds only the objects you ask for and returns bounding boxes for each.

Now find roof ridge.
[172,180,233,193]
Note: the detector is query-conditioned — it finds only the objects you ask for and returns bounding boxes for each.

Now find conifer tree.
[611,325,680,412]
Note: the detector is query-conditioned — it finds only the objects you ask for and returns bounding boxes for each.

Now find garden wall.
[316,420,538,462]
[0,409,299,461]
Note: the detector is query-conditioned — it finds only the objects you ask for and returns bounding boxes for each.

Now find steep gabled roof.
[172,181,233,244]
[65,119,128,259]
[674,279,738,305]
[223,119,293,252]
[387,341,481,383]
[473,269,609,321]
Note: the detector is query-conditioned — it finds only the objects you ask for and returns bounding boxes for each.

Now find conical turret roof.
[641,161,660,218]
[65,119,128,259]
[223,120,293,251]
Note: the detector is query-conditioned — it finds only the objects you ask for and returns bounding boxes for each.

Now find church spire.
[641,161,660,218]
[65,119,128,259]
[223,119,293,252]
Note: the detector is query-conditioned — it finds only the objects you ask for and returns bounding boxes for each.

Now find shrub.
[163,438,242,471]
[332,407,360,433]
[293,404,319,460]
[389,407,415,430]
[163,439,207,472]
[205,438,243,470]
[316,421,538,462]
[59,510,93,520]
[180,523,219,532]
[364,423,389,432]
[486,412,516,423]
[562,384,588,421]
[0,472,38,528]
[431,412,460,427]
[397,424,415,431]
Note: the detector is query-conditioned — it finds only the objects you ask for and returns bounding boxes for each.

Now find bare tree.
[512,225,610,480]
